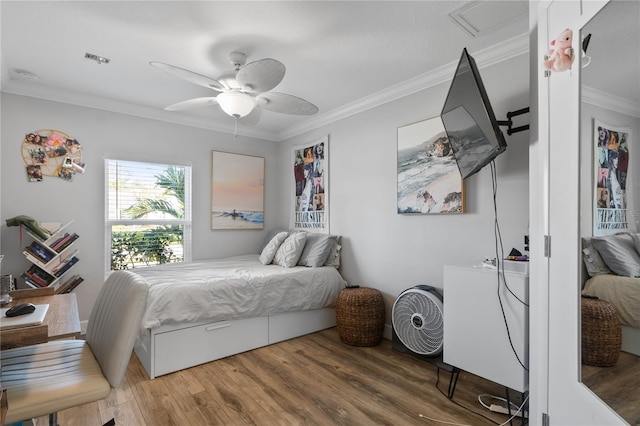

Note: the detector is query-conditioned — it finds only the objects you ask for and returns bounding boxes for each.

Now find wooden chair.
[1,271,148,425]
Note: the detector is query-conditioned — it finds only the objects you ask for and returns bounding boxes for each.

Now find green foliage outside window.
[108,164,188,271]
[111,225,183,270]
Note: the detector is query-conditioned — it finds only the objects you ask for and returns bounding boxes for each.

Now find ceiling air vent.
[84,52,111,65]
[447,0,528,38]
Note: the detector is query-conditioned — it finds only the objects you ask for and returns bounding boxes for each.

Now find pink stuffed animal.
[544,28,575,72]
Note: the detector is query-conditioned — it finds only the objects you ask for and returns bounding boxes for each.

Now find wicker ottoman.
[581,297,622,367]
[336,287,385,346]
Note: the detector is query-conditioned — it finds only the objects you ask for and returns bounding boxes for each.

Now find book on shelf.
[51,233,79,253]
[49,233,70,250]
[22,264,54,287]
[21,272,47,288]
[24,240,55,263]
[40,222,62,235]
[21,222,50,241]
[52,256,79,277]
[56,275,84,294]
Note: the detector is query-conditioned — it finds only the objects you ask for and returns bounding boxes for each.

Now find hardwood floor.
[582,350,640,426]
[38,328,525,425]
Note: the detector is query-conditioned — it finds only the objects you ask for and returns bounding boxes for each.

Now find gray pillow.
[323,235,342,268]
[259,231,288,265]
[273,232,307,268]
[633,233,640,256]
[591,233,640,277]
[298,233,337,267]
[581,237,611,277]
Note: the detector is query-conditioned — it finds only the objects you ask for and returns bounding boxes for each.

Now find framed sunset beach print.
[211,151,264,230]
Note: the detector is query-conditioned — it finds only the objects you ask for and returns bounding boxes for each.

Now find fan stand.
[435,358,461,399]
[391,326,460,398]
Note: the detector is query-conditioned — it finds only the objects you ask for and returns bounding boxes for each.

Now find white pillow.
[323,235,342,268]
[633,233,640,256]
[259,231,288,265]
[298,233,337,267]
[581,237,611,277]
[591,233,640,277]
[273,232,307,268]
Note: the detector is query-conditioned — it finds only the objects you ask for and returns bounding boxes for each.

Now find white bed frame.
[621,325,640,356]
[134,307,336,379]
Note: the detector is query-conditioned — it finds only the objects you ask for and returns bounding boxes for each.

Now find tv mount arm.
[497,107,530,135]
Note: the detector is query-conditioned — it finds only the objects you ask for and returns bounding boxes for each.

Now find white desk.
[443,264,529,393]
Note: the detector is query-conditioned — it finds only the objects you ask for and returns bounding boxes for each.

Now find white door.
[538,0,625,424]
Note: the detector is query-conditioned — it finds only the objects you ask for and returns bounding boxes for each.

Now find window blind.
[105,159,191,272]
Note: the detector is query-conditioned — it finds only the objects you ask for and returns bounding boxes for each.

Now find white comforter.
[133,254,346,331]
[583,274,640,328]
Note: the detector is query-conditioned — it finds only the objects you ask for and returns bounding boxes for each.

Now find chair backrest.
[86,270,148,387]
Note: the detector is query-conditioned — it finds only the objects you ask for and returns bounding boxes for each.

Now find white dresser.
[443,264,529,393]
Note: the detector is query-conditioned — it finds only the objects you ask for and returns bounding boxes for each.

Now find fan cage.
[392,287,444,356]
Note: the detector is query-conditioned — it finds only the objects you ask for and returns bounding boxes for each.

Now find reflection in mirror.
[579,1,640,424]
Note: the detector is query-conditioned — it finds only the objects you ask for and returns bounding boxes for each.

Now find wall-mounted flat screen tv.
[441,48,507,179]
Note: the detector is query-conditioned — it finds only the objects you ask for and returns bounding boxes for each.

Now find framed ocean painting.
[397,117,464,214]
[211,151,264,230]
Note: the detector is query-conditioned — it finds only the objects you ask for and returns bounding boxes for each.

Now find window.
[105,159,191,272]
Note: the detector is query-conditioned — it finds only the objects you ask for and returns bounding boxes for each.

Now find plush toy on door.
[544,28,575,72]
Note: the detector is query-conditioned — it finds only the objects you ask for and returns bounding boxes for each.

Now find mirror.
[579,1,640,424]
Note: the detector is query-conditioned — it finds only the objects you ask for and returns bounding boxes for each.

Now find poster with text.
[291,137,328,232]
[593,120,631,236]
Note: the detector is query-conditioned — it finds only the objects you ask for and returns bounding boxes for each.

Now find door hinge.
[542,412,550,426]
[544,235,551,257]
[544,69,552,78]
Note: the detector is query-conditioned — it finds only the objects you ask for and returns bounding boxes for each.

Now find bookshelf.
[20,220,84,294]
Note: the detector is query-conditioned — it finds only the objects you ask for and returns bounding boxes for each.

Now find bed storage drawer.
[154,316,269,377]
[269,308,336,344]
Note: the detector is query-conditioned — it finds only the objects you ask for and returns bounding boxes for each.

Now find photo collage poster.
[291,137,328,231]
[594,120,631,235]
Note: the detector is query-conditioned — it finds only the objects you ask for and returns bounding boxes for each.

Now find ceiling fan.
[150,52,318,124]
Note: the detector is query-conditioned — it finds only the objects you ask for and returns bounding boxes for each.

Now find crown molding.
[0,80,277,140]
[2,33,529,142]
[582,86,640,118]
[276,33,530,141]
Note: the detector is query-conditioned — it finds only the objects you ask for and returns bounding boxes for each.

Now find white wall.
[0,93,279,320]
[278,54,531,324]
[1,53,530,326]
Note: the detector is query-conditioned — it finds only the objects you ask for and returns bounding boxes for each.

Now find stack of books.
[49,233,79,253]
[21,264,54,287]
[23,241,55,264]
[56,275,84,294]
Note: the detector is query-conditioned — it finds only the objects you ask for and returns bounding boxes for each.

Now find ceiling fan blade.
[238,106,262,126]
[165,97,218,111]
[257,92,319,115]
[236,58,285,94]
[150,61,224,91]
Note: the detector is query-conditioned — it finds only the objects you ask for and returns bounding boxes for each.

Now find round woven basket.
[581,297,622,367]
[336,287,385,347]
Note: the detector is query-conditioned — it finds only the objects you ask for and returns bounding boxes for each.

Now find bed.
[581,232,640,356]
[131,231,347,379]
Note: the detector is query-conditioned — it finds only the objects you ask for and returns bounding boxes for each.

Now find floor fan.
[392,285,459,398]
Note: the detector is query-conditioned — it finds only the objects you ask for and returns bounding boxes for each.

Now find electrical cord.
[477,394,522,412]
[496,394,529,426]
[490,161,529,372]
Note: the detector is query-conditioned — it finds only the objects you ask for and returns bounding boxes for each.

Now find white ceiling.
[2,1,532,140]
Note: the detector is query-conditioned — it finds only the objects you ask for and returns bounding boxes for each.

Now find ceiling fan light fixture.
[217,91,257,118]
